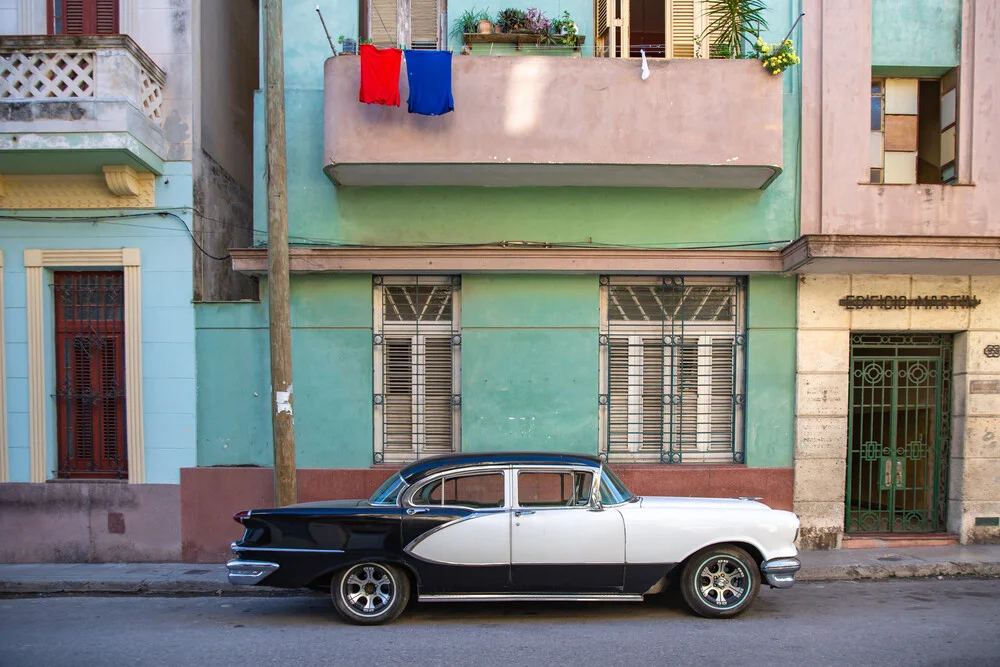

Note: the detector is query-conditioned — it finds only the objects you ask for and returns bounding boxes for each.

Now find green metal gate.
[846,334,952,534]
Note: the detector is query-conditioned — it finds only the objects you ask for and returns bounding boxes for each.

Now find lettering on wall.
[838,295,981,310]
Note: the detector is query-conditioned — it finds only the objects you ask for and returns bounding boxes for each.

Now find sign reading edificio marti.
[839,295,982,310]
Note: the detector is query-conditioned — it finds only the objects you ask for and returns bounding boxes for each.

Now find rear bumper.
[226,559,280,586]
[760,557,801,589]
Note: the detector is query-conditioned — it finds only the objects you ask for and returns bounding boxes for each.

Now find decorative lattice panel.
[139,68,162,121]
[0,51,95,99]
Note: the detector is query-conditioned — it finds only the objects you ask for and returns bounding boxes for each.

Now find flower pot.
[478,20,494,34]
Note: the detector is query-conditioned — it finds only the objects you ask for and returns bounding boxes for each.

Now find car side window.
[411,472,505,509]
[517,471,593,508]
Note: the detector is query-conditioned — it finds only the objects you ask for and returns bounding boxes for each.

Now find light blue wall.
[872,0,961,72]
[0,162,197,484]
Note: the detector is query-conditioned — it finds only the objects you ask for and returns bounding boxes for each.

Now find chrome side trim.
[419,593,644,603]
[226,559,279,585]
[231,542,345,554]
[761,557,801,589]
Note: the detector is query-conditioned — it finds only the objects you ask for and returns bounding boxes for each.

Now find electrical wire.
[0,211,232,261]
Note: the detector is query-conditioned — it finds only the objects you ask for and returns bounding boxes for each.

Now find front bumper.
[226,559,279,585]
[760,557,801,589]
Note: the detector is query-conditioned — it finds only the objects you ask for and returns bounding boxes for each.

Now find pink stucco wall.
[325,55,783,187]
[801,0,1000,237]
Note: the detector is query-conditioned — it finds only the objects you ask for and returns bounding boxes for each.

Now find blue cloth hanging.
[405,50,454,116]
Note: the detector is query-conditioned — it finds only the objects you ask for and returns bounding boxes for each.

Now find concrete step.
[842,533,959,549]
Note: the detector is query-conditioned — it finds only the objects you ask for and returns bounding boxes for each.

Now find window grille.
[599,276,746,464]
[373,276,461,463]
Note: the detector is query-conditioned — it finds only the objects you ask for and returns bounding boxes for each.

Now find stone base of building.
[180,465,793,564]
[0,482,181,563]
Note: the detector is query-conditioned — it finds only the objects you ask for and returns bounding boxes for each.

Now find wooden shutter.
[708,337,736,453]
[640,338,664,452]
[51,0,119,35]
[410,0,439,49]
[607,337,631,454]
[421,335,454,454]
[668,0,696,58]
[940,68,958,184]
[369,0,399,48]
[95,0,119,34]
[596,0,609,40]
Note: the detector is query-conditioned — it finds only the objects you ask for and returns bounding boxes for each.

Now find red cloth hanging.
[359,44,402,106]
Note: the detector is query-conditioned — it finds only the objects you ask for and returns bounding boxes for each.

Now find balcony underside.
[324,56,784,189]
[0,131,165,176]
[325,162,781,189]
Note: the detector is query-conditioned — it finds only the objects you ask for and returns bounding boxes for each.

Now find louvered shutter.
[383,337,415,455]
[95,0,119,34]
[675,337,700,451]
[410,0,439,49]
[669,0,697,58]
[62,0,86,34]
[640,338,665,452]
[607,337,631,454]
[369,0,399,48]
[596,0,609,41]
[54,0,118,35]
[421,335,454,454]
[708,337,736,453]
[940,68,958,184]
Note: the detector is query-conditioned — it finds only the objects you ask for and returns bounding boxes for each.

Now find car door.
[401,468,512,593]
[510,467,626,592]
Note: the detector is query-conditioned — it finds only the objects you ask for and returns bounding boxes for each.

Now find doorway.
[845,334,952,533]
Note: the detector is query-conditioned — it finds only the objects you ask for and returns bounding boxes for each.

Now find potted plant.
[701,0,768,58]
[496,8,527,33]
[452,7,492,41]
[337,35,358,55]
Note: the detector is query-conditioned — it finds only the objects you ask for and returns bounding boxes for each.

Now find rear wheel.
[680,545,760,618]
[331,562,410,625]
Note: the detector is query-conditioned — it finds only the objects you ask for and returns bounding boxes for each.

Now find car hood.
[638,496,770,511]
[285,499,369,509]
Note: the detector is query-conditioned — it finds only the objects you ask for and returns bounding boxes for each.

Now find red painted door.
[54,271,128,479]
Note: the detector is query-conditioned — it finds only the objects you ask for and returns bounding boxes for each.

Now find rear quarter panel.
[620,505,799,564]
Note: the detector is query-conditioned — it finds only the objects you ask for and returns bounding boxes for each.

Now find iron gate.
[846,334,952,533]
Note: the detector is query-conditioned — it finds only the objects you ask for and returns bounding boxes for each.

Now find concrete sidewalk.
[1,545,998,596]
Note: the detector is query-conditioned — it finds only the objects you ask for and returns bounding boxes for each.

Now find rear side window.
[517,471,593,507]
[411,472,505,509]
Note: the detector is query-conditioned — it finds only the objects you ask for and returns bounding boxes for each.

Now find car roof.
[397,452,603,483]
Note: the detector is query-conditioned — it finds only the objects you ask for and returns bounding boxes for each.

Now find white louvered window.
[367,0,443,49]
[374,277,460,464]
[599,277,745,464]
[598,0,716,59]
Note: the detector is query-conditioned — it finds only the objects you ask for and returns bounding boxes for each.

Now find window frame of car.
[402,466,511,511]
[512,465,601,510]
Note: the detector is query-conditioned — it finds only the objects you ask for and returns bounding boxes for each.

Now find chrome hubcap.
[697,557,748,608]
[343,564,394,616]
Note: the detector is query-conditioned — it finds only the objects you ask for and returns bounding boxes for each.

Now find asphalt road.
[2,579,999,667]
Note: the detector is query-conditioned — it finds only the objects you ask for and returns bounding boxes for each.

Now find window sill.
[858,182,974,188]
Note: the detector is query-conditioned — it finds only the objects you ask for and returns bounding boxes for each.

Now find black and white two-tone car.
[227,453,801,624]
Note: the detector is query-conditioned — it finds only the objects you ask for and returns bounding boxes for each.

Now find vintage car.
[227,453,801,624]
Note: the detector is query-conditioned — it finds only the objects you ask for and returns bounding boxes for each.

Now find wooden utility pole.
[263,0,297,507]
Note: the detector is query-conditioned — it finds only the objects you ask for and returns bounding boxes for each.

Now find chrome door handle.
[406,508,429,515]
[895,460,904,486]
[514,510,535,517]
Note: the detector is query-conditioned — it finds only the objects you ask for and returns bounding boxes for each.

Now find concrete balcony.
[324,55,782,189]
[0,35,166,177]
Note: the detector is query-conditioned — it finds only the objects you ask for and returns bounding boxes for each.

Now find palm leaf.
[702,0,768,58]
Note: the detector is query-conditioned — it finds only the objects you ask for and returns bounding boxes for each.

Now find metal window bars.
[599,276,746,464]
[373,276,461,464]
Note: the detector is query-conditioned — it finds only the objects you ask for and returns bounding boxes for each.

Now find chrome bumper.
[226,559,279,585]
[760,557,801,589]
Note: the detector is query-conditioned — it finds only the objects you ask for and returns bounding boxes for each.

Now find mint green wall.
[462,275,598,452]
[195,275,373,468]
[254,0,803,251]
[872,0,961,72]
[745,275,796,468]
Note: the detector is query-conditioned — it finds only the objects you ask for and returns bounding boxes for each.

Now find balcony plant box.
[462,32,586,57]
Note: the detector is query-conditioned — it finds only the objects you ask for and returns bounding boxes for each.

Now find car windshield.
[369,473,407,505]
[599,464,635,505]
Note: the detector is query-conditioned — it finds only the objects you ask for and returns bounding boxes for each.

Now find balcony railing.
[324,55,783,189]
[0,35,167,173]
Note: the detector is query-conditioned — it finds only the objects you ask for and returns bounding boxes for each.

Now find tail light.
[233,510,250,524]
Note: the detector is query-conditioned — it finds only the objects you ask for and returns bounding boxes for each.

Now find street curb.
[2,563,999,596]
[797,562,1000,582]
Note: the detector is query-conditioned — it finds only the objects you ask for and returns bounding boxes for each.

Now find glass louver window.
[373,277,460,463]
[599,276,745,463]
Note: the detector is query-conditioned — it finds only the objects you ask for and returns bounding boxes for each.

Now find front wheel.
[331,562,410,625]
[680,545,760,619]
